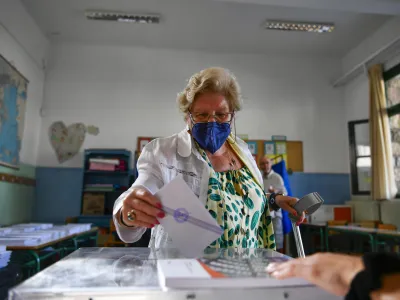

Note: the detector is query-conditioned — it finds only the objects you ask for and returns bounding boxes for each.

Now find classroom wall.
[342,17,400,227]
[33,43,351,222]
[0,165,36,225]
[39,43,348,172]
[0,0,49,225]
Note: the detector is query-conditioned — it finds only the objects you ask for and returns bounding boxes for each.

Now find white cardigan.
[113,128,263,248]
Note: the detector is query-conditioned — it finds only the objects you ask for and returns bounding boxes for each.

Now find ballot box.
[8,247,339,300]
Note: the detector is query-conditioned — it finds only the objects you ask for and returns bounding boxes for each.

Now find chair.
[326,220,350,253]
[327,220,348,227]
[65,216,78,224]
[378,224,397,231]
[377,224,398,252]
[359,220,381,229]
[61,216,98,255]
[104,219,128,247]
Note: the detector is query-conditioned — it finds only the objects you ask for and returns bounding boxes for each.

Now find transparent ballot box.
[8,247,339,300]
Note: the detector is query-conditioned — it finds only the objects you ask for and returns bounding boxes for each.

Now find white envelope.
[155,176,223,257]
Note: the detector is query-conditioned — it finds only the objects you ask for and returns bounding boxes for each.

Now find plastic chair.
[65,216,78,224]
[378,224,397,231]
[327,220,349,237]
[326,220,351,253]
[376,224,398,252]
[327,220,348,228]
[359,220,381,229]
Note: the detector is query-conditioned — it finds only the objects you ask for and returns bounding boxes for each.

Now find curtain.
[369,64,398,200]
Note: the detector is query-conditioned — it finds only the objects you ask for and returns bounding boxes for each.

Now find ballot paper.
[155,177,223,257]
[0,238,41,246]
[0,228,11,236]
[0,250,11,268]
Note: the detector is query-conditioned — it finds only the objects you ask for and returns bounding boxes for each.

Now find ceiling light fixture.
[264,20,334,33]
[85,10,160,24]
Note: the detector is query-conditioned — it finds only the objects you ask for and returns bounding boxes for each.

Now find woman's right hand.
[120,188,165,228]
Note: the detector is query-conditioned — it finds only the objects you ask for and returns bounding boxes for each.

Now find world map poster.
[0,55,28,169]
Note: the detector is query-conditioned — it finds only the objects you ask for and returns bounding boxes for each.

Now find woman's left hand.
[275,195,305,225]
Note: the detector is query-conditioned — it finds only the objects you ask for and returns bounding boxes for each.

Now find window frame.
[384,62,400,117]
[384,62,400,198]
[348,63,400,196]
[348,119,371,195]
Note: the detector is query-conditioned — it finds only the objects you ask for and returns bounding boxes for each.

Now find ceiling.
[21,0,393,56]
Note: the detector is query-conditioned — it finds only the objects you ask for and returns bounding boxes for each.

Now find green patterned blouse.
[197,145,276,250]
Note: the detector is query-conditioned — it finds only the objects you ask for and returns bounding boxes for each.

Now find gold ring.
[127,209,136,221]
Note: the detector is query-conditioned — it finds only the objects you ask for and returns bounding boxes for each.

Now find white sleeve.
[277,174,288,195]
[113,141,164,243]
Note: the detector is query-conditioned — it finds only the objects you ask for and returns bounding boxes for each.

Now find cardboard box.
[82,193,105,215]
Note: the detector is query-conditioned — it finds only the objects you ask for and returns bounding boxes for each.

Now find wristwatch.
[269,193,283,211]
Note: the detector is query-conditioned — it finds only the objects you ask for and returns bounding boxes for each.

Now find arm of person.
[267,252,400,299]
[276,174,287,195]
[113,141,164,243]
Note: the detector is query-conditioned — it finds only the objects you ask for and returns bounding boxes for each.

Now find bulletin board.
[135,136,302,172]
[245,139,301,172]
[263,141,288,167]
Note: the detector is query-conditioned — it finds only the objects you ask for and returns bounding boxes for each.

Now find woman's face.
[187,92,232,128]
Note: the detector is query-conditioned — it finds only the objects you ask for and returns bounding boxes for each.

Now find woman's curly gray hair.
[177,67,242,116]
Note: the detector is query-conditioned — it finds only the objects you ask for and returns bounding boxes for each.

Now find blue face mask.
[191,122,231,154]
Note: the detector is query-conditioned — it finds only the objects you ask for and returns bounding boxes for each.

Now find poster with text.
[264,142,275,155]
[247,141,257,155]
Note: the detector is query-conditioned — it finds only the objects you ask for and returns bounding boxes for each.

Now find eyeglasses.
[189,112,235,123]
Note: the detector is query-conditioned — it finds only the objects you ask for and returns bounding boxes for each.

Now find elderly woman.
[113,67,303,249]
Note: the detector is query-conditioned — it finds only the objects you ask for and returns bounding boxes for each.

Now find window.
[348,120,371,194]
[348,62,400,196]
[384,62,400,193]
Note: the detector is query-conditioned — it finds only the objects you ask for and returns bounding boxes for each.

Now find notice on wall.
[275,142,287,155]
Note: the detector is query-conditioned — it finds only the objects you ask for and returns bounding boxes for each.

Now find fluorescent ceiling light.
[264,20,334,33]
[85,10,160,24]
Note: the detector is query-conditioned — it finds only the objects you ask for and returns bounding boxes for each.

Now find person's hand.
[120,188,165,228]
[266,253,364,297]
[268,186,275,193]
[274,195,305,225]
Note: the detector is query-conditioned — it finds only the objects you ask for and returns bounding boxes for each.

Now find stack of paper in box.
[0,246,11,269]
[0,228,12,236]
[0,237,41,247]
[0,223,92,247]
[89,158,122,171]
[11,223,53,231]
[64,224,92,234]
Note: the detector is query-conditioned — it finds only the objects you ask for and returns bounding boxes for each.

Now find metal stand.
[292,222,306,258]
[289,192,324,258]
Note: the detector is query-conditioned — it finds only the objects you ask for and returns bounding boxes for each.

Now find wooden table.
[6,227,98,251]
[6,227,98,273]
[326,226,400,253]
[373,228,400,252]
[326,226,376,252]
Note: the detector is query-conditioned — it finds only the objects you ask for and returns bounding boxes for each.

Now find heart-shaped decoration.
[49,122,86,163]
